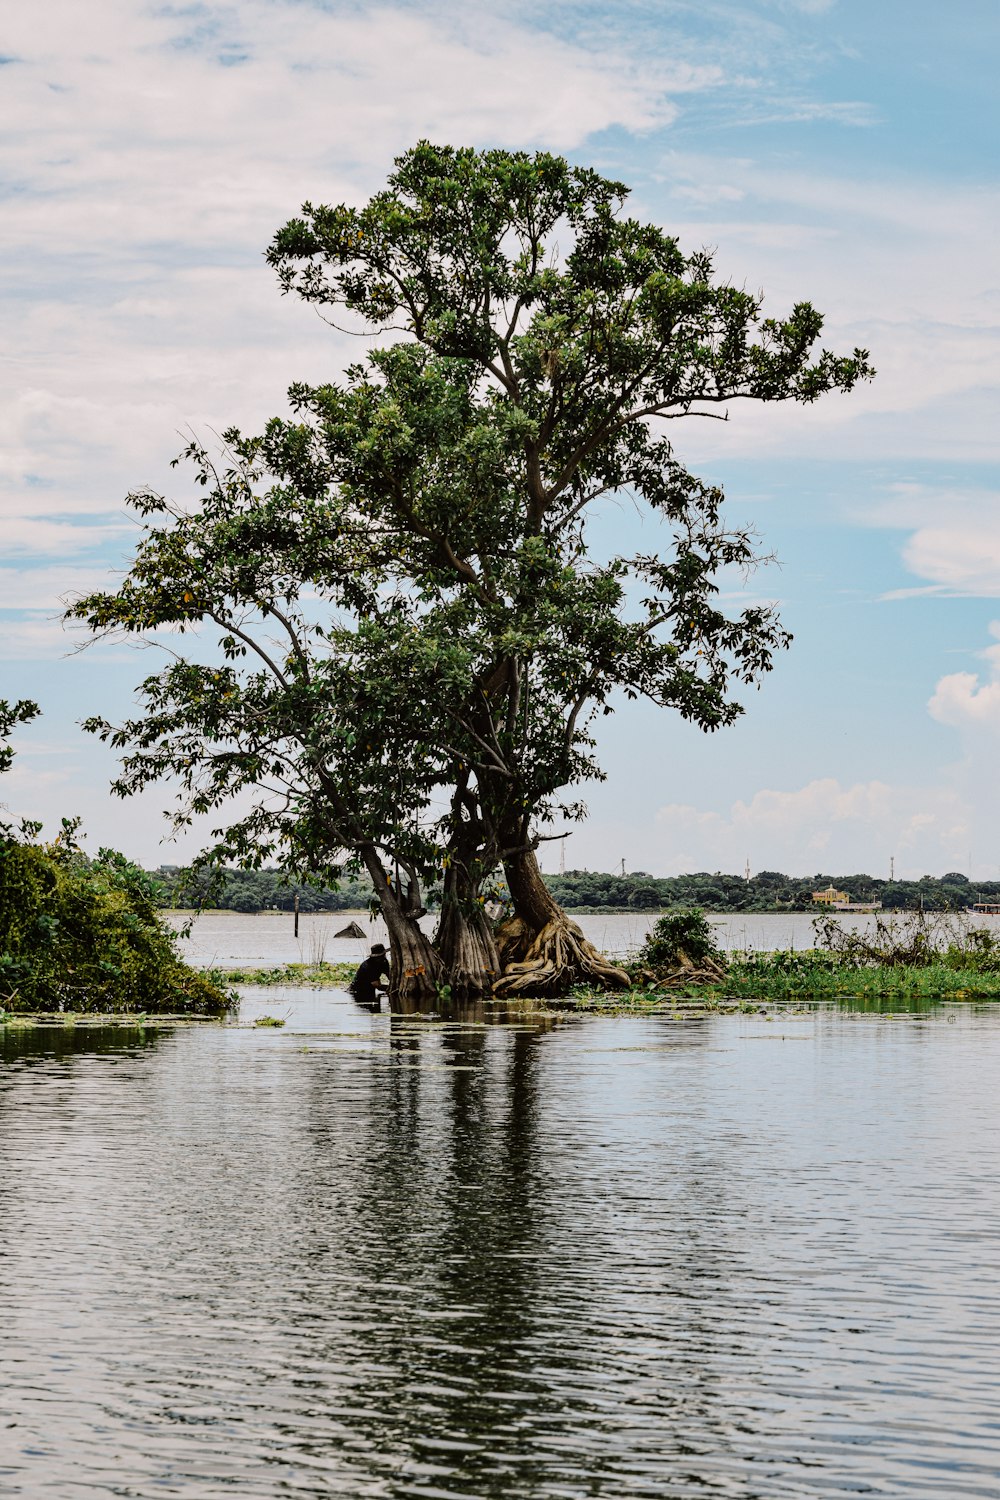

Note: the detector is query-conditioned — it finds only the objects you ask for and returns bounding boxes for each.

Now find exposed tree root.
[632,951,729,989]
[493,915,629,997]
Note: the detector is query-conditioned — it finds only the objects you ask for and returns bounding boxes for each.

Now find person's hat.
[370,942,386,955]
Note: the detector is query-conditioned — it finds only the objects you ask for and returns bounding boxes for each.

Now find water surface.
[2,993,999,1497]
[164,907,1000,968]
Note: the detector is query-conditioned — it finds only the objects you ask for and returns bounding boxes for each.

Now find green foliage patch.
[0,839,232,1015]
[721,953,1000,1002]
[214,961,356,987]
[635,908,723,970]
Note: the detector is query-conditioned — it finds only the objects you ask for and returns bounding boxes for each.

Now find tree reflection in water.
[4,1000,1000,1496]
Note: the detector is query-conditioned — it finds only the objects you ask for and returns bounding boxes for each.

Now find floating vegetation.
[560,988,755,1016]
[253,1015,286,1028]
[715,955,1000,1003]
[215,961,355,987]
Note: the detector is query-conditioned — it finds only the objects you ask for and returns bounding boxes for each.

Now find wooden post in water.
[294,892,300,939]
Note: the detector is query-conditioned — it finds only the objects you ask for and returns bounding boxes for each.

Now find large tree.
[72,143,872,1002]
[265,142,873,989]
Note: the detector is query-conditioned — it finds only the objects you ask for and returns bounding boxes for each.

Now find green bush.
[0,838,232,1015]
[636,909,723,971]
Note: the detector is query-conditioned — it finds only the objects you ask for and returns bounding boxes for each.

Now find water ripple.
[2,999,999,1496]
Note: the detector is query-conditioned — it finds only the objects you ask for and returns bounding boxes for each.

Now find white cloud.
[929,624,1000,734]
[651,776,971,877]
[0,567,116,611]
[0,517,132,557]
[861,485,1000,600]
[0,0,700,537]
[903,525,1000,598]
[4,1,678,266]
[0,615,81,661]
[0,757,76,831]
[729,99,878,127]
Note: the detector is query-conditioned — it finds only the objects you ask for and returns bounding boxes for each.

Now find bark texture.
[436,896,500,997]
[435,775,501,996]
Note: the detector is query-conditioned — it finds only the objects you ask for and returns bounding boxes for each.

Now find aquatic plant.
[723,951,1000,1002]
[212,961,355,987]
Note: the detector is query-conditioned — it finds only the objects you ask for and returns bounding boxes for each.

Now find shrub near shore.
[0,837,232,1016]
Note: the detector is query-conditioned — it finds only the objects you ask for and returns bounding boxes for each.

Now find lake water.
[163,907,1000,968]
[3,991,1000,1497]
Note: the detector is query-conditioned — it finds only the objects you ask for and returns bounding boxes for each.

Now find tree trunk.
[361,848,442,1006]
[434,773,502,997]
[436,893,500,997]
[494,844,629,997]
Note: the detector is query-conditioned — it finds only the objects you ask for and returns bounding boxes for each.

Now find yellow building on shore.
[811,885,850,906]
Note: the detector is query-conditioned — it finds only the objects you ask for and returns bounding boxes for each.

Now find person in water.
[349,943,390,1005]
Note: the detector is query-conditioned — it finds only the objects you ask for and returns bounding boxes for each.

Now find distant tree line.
[544,868,1000,912]
[151,866,381,914]
[150,864,1000,915]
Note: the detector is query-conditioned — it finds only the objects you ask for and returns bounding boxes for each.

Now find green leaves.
[0,837,231,1014]
[270,142,873,542]
[0,699,39,777]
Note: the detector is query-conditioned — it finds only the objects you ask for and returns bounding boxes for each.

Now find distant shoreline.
[160,905,1000,919]
[152,866,1000,918]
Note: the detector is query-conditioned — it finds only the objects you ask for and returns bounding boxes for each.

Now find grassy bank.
[211,960,357,986]
[563,963,1000,1016]
[714,951,1000,1002]
[573,910,1000,1013]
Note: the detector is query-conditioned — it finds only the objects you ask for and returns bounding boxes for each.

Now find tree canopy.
[71,142,873,1002]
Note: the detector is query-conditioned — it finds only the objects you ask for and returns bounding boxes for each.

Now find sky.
[2,0,999,880]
